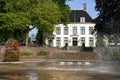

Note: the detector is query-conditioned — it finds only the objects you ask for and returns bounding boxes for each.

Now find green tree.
[0,0,70,46]
[52,0,71,24]
[35,0,71,45]
[32,0,62,46]
[94,0,120,43]
[0,0,32,45]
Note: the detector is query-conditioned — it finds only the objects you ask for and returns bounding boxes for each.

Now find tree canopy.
[52,0,71,24]
[94,0,120,37]
[35,0,71,45]
[0,0,71,45]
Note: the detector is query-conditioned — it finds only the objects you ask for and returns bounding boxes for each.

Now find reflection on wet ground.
[0,70,120,80]
[0,60,119,80]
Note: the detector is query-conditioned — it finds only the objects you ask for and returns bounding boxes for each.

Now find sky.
[66,0,98,19]
[29,0,99,36]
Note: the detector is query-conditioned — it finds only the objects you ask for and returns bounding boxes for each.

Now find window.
[73,27,77,35]
[64,27,68,35]
[56,27,61,34]
[81,37,85,45]
[81,27,85,35]
[64,37,68,46]
[56,37,61,47]
[80,17,85,23]
[89,37,94,47]
[89,27,94,34]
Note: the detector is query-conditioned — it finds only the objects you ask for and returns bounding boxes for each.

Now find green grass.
[37,50,49,56]
[20,51,33,56]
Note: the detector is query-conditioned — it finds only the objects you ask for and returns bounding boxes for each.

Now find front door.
[73,38,77,46]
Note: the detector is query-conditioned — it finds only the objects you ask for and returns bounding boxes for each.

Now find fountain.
[100,46,120,61]
[0,59,119,80]
[0,58,119,80]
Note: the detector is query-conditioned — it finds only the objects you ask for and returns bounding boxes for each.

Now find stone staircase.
[49,51,97,60]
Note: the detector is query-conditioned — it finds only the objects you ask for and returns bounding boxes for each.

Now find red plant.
[4,39,20,62]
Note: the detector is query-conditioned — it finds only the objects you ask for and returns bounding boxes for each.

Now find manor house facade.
[49,4,96,48]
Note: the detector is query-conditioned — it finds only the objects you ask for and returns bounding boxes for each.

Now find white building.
[48,4,96,48]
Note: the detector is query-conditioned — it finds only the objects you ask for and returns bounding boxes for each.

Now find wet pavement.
[0,70,120,80]
[0,60,119,80]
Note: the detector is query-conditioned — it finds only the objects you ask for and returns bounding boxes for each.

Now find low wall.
[68,46,81,51]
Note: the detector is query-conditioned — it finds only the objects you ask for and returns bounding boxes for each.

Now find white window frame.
[56,27,61,35]
[89,37,94,47]
[81,37,85,45]
[81,27,85,35]
[89,27,94,34]
[64,37,68,46]
[64,27,68,35]
[80,17,85,23]
[73,27,77,35]
[56,37,61,47]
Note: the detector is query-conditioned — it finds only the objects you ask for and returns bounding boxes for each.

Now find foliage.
[0,0,71,45]
[0,0,31,29]
[0,29,27,41]
[36,30,43,45]
[35,0,71,45]
[96,37,105,47]
[52,0,71,25]
[94,0,120,41]
[20,51,32,56]
[0,0,32,42]
[37,50,49,56]
[32,0,62,29]
[35,0,62,45]
[113,49,120,57]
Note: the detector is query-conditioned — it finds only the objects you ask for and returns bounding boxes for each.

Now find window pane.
[89,37,94,46]
[64,37,68,45]
[81,27,85,35]
[64,27,68,35]
[56,37,61,47]
[89,27,94,34]
[73,27,77,35]
[80,17,85,23]
[81,37,85,45]
[56,27,61,34]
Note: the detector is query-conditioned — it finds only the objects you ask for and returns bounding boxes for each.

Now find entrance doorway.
[72,38,77,46]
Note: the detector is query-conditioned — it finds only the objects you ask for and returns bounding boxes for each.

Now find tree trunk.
[43,33,46,46]
[41,33,46,46]
[25,32,29,46]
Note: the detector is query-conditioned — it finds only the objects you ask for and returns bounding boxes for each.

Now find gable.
[70,10,93,23]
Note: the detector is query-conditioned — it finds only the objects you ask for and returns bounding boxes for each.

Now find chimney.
[83,3,87,11]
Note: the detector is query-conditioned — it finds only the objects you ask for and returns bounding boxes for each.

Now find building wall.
[52,23,96,47]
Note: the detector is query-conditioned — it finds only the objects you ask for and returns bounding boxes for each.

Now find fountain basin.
[0,59,119,80]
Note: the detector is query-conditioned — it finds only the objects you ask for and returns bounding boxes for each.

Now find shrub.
[113,49,120,57]
[4,39,20,62]
[82,46,93,52]
[37,50,49,56]
[20,51,32,56]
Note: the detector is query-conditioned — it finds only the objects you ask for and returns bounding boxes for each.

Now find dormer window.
[80,17,85,23]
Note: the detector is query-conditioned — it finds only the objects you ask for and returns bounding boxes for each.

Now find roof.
[70,10,93,23]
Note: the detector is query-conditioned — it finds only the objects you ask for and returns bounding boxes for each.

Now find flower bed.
[4,39,20,62]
